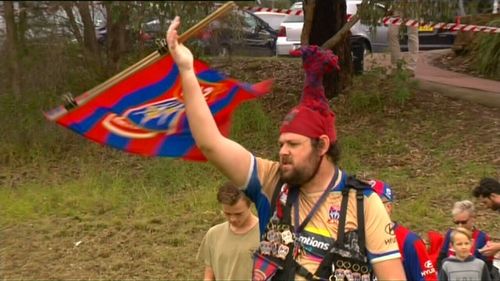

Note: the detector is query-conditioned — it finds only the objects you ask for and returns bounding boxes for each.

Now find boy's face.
[451,232,472,260]
[222,198,252,229]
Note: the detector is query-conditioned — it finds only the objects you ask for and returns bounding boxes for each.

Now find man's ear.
[318,135,330,155]
[386,202,394,216]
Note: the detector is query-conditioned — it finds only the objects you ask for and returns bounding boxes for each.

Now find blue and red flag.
[44,55,272,161]
[253,252,282,281]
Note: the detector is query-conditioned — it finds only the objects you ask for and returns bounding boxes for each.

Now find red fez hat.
[280,45,339,142]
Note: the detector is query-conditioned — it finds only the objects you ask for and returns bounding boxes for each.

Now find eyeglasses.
[453,219,469,225]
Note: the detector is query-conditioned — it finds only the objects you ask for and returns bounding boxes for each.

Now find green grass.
[1,64,495,227]
[0,164,222,225]
[1,51,499,279]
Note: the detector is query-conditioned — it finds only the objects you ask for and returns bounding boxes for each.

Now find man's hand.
[166,16,193,72]
[479,241,500,257]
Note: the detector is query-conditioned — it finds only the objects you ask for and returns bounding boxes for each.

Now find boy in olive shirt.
[197,182,259,280]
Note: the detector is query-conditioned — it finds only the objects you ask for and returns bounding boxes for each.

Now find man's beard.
[279,151,321,186]
[492,202,500,211]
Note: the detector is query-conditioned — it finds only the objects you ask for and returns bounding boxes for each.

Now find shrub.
[471,19,500,79]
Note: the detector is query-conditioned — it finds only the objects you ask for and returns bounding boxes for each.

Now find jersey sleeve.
[475,230,493,262]
[405,236,438,281]
[243,156,280,234]
[363,194,401,264]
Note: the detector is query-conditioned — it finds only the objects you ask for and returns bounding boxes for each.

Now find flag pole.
[45,1,237,121]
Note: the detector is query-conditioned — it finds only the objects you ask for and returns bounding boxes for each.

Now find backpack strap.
[283,185,299,225]
[336,187,351,244]
[314,176,369,280]
[269,181,300,281]
[270,179,283,218]
[356,188,366,255]
[345,176,370,254]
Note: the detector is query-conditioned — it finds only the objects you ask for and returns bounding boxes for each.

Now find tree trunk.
[16,1,28,54]
[303,0,352,98]
[61,1,83,45]
[104,2,130,75]
[4,0,21,96]
[77,1,101,70]
[301,0,315,45]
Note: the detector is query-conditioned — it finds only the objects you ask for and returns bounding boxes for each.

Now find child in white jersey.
[438,227,491,281]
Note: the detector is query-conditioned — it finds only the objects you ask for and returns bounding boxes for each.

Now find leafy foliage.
[357,0,460,26]
[357,0,495,32]
[471,19,500,79]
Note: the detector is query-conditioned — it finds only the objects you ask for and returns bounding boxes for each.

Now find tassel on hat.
[280,45,340,142]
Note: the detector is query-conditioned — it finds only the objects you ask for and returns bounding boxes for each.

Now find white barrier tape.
[243,6,303,15]
[243,6,355,21]
[242,6,500,34]
[382,16,500,34]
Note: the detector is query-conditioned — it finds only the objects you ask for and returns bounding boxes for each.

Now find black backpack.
[260,175,374,281]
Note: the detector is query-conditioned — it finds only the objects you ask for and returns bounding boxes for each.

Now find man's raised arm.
[166,17,252,187]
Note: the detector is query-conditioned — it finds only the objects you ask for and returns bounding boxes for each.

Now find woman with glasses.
[436,200,493,272]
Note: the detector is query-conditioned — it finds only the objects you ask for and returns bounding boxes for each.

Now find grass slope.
[0,56,499,279]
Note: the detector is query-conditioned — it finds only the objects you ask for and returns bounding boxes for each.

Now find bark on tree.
[61,1,83,45]
[16,1,28,53]
[4,0,21,96]
[104,2,130,75]
[301,0,315,45]
[77,1,101,69]
[302,0,352,98]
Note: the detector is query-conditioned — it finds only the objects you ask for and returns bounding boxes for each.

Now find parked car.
[276,0,457,56]
[139,19,163,45]
[253,11,287,32]
[196,9,278,57]
[139,9,277,57]
[290,1,303,10]
[402,26,456,51]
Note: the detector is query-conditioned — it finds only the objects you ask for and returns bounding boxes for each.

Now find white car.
[290,1,303,10]
[276,0,389,56]
[253,11,287,32]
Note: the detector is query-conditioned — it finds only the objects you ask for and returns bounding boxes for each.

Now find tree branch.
[320,0,374,50]
[321,13,359,50]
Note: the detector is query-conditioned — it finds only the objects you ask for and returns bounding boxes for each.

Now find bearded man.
[166,16,406,281]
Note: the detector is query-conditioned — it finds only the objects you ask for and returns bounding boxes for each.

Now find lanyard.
[293,168,339,235]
